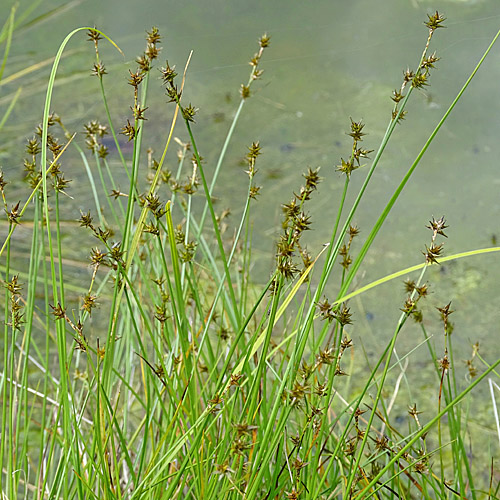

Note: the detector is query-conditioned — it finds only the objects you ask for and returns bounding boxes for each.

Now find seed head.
[249,186,261,199]
[182,103,198,123]
[391,89,404,103]
[348,118,366,142]
[91,62,107,77]
[423,242,443,264]
[160,61,177,85]
[79,210,94,229]
[421,52,440,71]
[146,26,161,45]
[336,158,358,178]
[6,201,21,225]
[128,69,145,88]
[121,119,137,141]
[246,141,262,162]
[303,167,321,191]
[335,303,353,326]
[259,33,271,48]
[26,137,41,156]
[136,54,151,73]
[81,293,98,315]
[412,73,429,89]
[424,11,446,31]
[87,28,102,44]
[50,302,66,320]
[240,84,250,99]
[426,216,448,238]
[5,275,22,295]
[438,352,450,372]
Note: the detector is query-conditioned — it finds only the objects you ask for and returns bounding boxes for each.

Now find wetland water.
[1,0,500,431]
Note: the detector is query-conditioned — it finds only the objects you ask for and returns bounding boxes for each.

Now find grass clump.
[0,9,500,499]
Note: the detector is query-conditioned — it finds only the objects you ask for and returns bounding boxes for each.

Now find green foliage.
[0,9,500,500]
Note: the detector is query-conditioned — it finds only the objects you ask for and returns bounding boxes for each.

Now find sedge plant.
[0,10,499,500]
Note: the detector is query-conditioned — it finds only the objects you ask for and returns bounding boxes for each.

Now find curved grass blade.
[335,245,500,306]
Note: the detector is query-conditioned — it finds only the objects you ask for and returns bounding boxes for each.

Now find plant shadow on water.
[0,3,500,499]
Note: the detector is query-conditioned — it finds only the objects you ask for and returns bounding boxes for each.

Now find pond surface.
[2,0,500,426]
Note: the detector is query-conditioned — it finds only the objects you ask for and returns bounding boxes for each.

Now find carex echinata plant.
[0,9,500,500]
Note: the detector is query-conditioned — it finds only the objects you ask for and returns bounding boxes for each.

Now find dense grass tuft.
[0,9,500,499]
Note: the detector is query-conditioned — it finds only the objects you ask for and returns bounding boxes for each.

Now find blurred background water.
[1,0,500,423]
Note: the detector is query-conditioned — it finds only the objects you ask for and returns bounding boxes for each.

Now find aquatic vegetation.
[0,6,499,499]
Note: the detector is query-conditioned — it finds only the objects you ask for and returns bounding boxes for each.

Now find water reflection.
[2,0,500,357]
